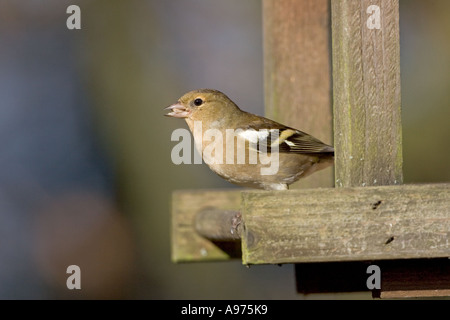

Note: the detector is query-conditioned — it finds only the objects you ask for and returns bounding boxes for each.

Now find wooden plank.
[263,0,334,189]
[296,258,450,298]
[375,258,450,299]
[171,190,241,262]
[241,183,450,265]
[376,261,450,299]
[329,0,425,298]
[194,208,241,241]
[331,0,403,188]
[382,289,450,299]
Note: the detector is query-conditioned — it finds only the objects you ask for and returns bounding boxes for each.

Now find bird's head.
[165,89,240,121]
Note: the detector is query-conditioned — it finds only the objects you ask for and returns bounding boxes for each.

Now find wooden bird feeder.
[170,0,450,299]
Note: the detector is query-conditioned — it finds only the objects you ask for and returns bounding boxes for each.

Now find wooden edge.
[377,258,450,299]
[241,183,450,265]
[171,184,449,265]
[380,290,450,299]
[171,189,241,263]
[295,258,450,299]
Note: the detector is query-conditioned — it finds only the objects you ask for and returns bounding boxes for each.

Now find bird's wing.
[239,117,334,156]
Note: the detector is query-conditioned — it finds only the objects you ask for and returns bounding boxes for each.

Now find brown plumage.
[165,89,334,190]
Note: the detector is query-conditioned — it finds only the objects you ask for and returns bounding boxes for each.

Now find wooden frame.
[170,0,450,298]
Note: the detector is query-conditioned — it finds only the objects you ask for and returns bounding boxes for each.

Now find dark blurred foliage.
[0,0,448,299]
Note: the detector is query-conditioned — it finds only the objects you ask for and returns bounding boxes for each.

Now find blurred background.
[0,0,448,299]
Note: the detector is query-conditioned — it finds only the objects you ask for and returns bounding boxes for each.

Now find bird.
[165,89,334,190]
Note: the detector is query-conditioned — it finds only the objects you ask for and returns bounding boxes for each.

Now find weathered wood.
[331,0,403,188]
[296,258,450,298]
[194,209,241,241]
[241,183,450,265]
[374,259,450,299]
[382,289,450,299]
[263,0,334,189]
[327,0,446,299]
[171,190,241,262]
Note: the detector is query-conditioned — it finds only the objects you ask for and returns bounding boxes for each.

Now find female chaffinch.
[165,89,334,190]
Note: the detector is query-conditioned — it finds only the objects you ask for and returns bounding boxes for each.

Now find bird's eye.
[194,98,203,106]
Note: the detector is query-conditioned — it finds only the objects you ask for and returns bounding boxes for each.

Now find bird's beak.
[164,103,190,118]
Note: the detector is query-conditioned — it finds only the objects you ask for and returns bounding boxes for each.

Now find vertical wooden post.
[328,0,445,299]
[331,0,403,188]
[263,0,336,295]
[263,0,333,189]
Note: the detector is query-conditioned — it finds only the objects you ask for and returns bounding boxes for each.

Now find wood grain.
[171,190,241,262]
[263,0,334,189]
[194,208,241,241]
[241,183,450,265]
[331,0,403,188]
[376,258,450,299]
